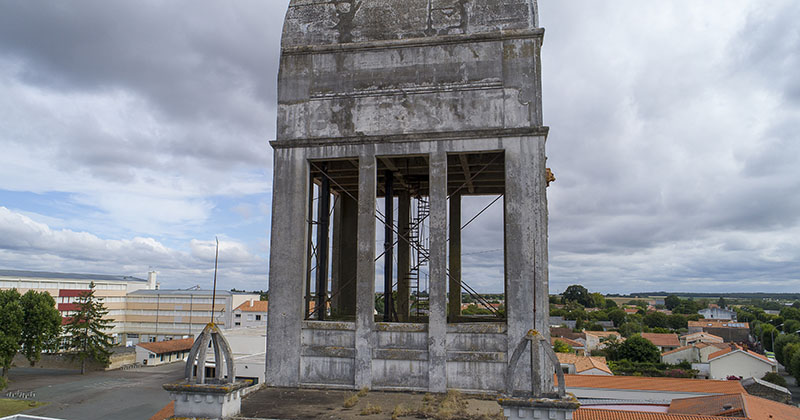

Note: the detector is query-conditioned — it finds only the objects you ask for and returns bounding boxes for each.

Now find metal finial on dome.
[184,322,236,384]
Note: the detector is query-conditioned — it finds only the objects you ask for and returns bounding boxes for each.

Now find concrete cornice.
[270,126,549,149]
[281,28,545,56]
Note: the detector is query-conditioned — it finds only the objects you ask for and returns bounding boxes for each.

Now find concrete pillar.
[448,192,462,322]
[531,136,554,394]
[265,148,309,387]
[354,154,376,389]
[503,136,553,395]
[428,150,448,393]
[397,191,411,322]
[503,139,534,395]
[332,194,358,317]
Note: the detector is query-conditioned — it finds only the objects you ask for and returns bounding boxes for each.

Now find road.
[6,363,183,420]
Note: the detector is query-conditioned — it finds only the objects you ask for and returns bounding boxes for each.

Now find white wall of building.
[708,351,775,380]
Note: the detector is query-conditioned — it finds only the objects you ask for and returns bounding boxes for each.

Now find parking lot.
[5,362,184,420]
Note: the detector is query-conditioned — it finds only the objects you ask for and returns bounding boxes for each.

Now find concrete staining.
[267,0,553,394]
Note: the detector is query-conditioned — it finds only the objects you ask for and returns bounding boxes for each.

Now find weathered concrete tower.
[267,0,553,395]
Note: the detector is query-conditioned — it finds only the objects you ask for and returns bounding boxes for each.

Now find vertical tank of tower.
[267,0,552,394]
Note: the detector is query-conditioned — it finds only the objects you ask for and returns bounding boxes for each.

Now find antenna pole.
[211,237,219,323]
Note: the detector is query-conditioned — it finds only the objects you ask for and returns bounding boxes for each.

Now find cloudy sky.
[1,1,798,294]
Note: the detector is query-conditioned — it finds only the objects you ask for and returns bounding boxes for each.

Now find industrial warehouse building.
[0,269,260,346]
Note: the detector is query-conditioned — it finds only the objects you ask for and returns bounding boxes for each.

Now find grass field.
[0,398,46,416]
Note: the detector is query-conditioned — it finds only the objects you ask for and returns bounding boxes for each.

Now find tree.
[64,283,114,374]
[761,372,787,388]
[618,322,643,338]
[774,333,800,366]
[20,290,62,366]
[780,307,800,322]
[589,293,606,309]
[562,285,591,307]
[605,299,618,309]
[793,350,800,384]
[0,290,23,379]
[608,308,627,327]
[613,334,661,363]
[760,324,777,352]
[665,295,681,310]
[782,343,800,376]
[667,314,688,330]
[643,312,669,329]
[717,297,727,309]
[784,319,800,335]
[628,299,650,309]
[553,339,572,353]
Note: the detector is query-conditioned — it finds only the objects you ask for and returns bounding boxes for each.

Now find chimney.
[148,271,157,290]
[250,298,254,307]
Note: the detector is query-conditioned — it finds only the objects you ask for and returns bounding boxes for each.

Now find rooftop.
[235,300,268,312]
[574,408,744,420]
[0,269,146,282]
[552,336,584,348]
[137,337,194,355]
[129,289,235,296]
[669,393,800,420]
[557,353,612,375]
[641,333,681,348]
[563,375,745,395]
[707,347,775,365]
[688,320,749,329]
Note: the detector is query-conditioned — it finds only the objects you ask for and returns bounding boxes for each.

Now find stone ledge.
[281,28,546,56]
[163,381,250,395]
[271,127,549,149]
[301,345,356,359]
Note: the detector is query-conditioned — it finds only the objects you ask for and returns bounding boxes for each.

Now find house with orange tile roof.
[557,353,612,376]
[135,337,194,366]
[687,320,751,343]
[233,299,268,329]
[667,392,800,420]
[704,346,776,380]
[552,336,586,355]
[562,374,745,403]
[573,408,738,419]
[640,333,680,352]
[584,330,622,351]
[661,342,731,365]
[680,331,723,346]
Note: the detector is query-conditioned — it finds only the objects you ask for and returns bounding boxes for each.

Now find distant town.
[0,269,799,419]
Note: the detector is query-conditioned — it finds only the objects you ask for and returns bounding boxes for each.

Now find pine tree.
[64,282,114,374]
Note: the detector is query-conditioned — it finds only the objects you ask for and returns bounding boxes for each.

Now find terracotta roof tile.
[563,375,745,394]
[668,393,800,420]
[682,332,723,342]
[741,393,800,420]
[668,393,744,416]
[235,300,268,312]
[688,320,749,329]
[557,353,612,375]
[137,337,194,355]
[574,408,745,420]
[584,331,621,338]
[641,333,680,348]
[552,337,584,348]
[707,348,775,365]
[662,345,694,356]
